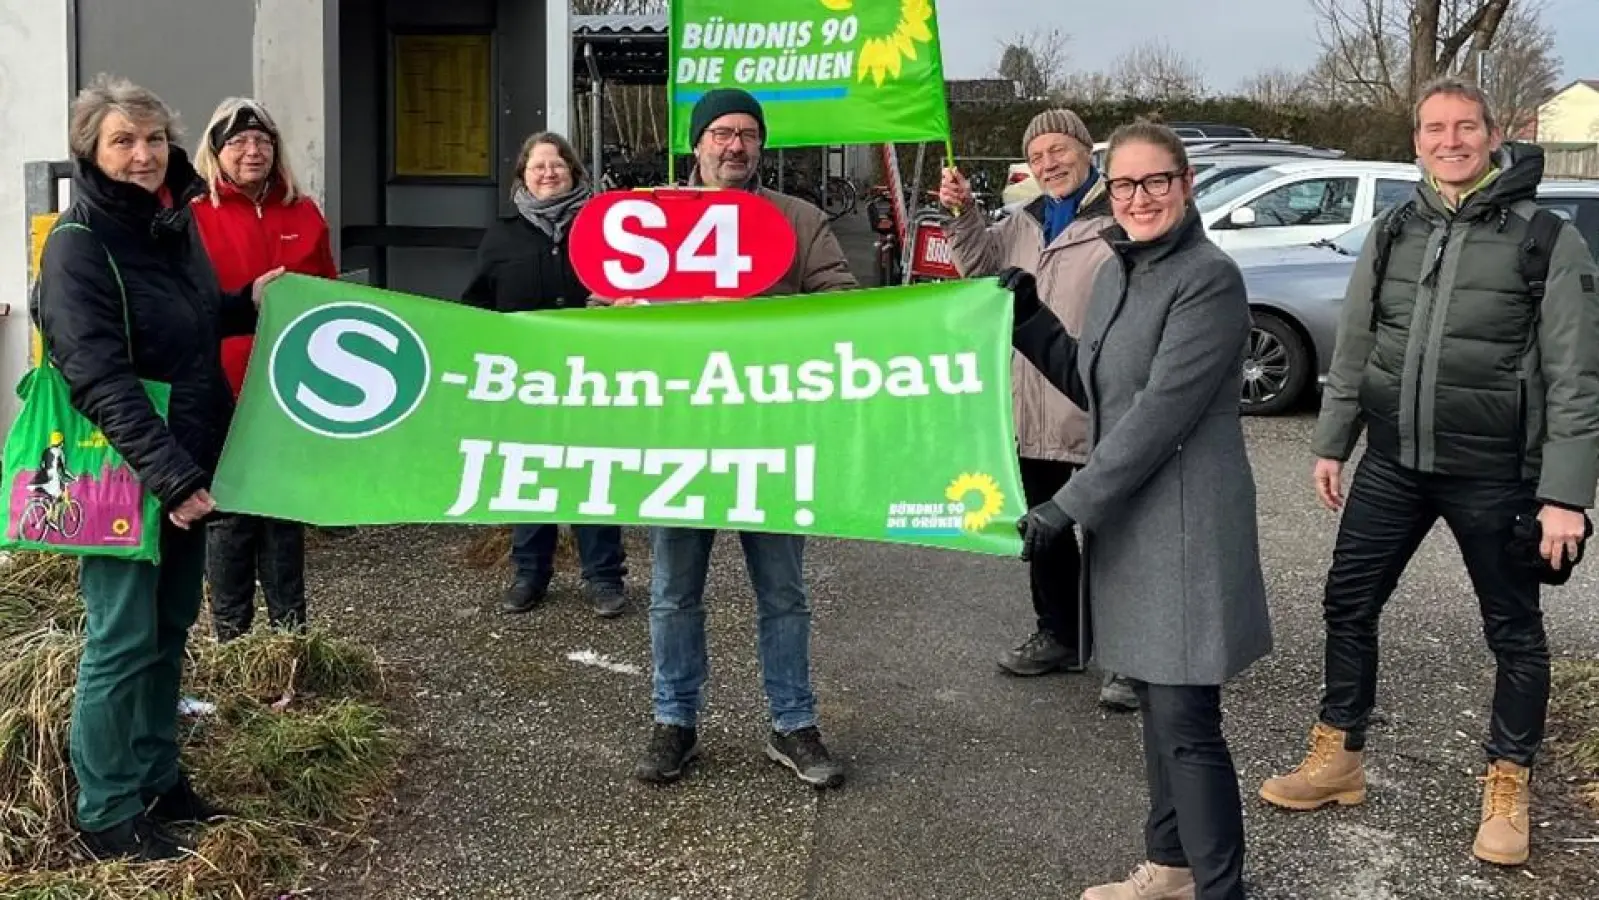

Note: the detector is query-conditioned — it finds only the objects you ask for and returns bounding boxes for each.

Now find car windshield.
[1193,164,1268,199]
[1195,166,1288,214]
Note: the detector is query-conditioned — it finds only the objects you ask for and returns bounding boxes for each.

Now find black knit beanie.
[689,89,766,146]
[208,103,278,153]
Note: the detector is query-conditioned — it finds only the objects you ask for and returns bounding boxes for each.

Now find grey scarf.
[513,182,592,242]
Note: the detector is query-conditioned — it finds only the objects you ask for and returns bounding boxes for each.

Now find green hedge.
[878,97,1415,195]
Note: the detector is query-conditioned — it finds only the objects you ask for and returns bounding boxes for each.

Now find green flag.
[668,0,952,153]
[213,275,1025,556]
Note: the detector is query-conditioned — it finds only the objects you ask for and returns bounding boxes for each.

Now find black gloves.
[998,267,1041,322]
[1017,500,1073,561]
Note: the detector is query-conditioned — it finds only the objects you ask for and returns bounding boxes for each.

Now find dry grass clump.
[0,551,401,898]
[1550,658,1599,807]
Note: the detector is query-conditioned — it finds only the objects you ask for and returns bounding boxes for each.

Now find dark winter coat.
[33,148,257,510]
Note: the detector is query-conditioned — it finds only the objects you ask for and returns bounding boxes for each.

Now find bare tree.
[1477,0,1560,135]
[1239,67,1312,107]
[1108,40,1207,100]
[1308,0,1520,107]
[994,29,1070,99]
[1057,70,1120,104]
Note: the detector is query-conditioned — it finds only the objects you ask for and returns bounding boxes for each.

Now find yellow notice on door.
[28,213,59,365]
[393,34,493,178]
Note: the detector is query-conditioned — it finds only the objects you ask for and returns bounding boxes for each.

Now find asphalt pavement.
[305,209,1599,899]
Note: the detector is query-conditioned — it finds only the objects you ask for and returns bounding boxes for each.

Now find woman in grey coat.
[1003,121,1272,900]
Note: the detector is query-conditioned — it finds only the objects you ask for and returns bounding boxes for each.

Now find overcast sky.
[935,0,1596,93]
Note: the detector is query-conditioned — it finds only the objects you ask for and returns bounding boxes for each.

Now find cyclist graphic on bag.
[22,431,84,538]
[29,431,76,503]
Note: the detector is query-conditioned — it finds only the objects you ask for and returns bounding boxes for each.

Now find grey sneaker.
[998,630,1077,676]
[588,581,626,619]
[1099,673,1139,712]
[766,726,845,788]
[635,724,699,784]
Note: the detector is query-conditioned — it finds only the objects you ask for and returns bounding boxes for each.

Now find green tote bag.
[1,222,172,564]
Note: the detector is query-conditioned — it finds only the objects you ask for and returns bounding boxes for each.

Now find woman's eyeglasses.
[1106,170,1187,201]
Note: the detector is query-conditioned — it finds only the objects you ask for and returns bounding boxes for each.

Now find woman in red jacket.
[191,97,336,641]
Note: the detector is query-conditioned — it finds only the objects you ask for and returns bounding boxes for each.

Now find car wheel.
[1240,312,1310,416]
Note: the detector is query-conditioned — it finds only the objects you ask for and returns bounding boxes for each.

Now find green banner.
[668,0,952,153]
[212,275,1025,556]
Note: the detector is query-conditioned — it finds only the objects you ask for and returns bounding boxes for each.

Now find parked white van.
[1199,159,1422,253]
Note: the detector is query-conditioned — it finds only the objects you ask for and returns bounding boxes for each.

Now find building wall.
[0,0,70,429]
[74,0,255,139]
[1538,84,1599,144]
[0,0,567,432]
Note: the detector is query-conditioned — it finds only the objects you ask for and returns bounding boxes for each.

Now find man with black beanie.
[635,88,856,790]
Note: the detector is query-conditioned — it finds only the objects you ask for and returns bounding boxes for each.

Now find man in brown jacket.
[635,89,857,789]
[940,109,1137,712]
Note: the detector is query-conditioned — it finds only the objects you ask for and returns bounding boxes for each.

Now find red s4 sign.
[569,188,797,301]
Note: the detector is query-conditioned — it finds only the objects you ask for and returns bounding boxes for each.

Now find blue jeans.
[510,524,626,587]
[648,527,817,733]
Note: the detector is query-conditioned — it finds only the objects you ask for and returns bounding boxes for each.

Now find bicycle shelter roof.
[574,14,668,86]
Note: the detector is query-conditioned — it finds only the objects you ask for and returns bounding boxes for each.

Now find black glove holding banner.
[1505,507,1594,586]
[1016,500,1072,561]
[997,267,1041,322]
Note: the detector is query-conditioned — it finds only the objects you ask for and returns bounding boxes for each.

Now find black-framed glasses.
[706,127,762,147]
[1106,169,1186,201]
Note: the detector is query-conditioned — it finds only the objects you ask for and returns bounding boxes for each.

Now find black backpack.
[1366,200,1567,331]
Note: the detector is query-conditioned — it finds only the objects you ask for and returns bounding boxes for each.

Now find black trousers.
[1136,682,1245,900]
[1019,457,1088,663]
[1319,448,1547,765]
[206,513,308,642]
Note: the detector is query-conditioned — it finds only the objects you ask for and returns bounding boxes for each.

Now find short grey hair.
[69,73,182,160]
[1413,75,1499,134]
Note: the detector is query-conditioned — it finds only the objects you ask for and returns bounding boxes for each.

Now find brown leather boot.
[1259,722,1366,811]
[1080,862,1195,900]
[1472,760,1531,866]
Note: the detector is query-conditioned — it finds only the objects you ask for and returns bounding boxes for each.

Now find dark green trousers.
[70,524,206,832]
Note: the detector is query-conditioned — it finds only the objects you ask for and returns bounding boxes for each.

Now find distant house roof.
[573,14,668,85]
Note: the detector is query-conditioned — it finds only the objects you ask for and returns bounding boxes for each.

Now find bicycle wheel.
[822,178,856,219]
[19,499,50,541]
[59,498,85,539]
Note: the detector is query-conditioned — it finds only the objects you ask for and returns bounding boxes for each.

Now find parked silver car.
[1235,181,1599,416]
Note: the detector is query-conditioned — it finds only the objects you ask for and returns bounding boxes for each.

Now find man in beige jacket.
[939,109,1136,711]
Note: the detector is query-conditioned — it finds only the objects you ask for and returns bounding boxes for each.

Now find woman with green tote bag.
[24,74,280,862]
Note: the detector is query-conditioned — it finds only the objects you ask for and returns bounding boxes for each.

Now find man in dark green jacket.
[1260,76,1599,868]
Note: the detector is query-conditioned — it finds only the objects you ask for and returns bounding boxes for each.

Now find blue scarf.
[1042,168,1099,246]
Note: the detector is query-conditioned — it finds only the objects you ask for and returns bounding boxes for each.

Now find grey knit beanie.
[1022,109,1093,156]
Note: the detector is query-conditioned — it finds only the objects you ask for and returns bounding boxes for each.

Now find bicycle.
[20,488,85,541]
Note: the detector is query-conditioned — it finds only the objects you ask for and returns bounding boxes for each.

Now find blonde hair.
[193,97,303,206]
[69,73,181,160]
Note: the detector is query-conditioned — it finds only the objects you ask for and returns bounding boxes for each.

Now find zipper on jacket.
[1411,220,1452,469]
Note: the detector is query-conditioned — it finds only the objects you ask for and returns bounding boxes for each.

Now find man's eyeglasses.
[1105,170,1187,201]
[706,127,762,147]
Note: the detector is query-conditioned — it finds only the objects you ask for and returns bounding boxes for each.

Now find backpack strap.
[1366,201,1413,331]
[37,221,134,365]
[1518,208,1564,304]
[1513,207,1568,475]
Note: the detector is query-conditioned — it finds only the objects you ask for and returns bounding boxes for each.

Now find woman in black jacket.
[462,132,628,618]
[33,74,280,862]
